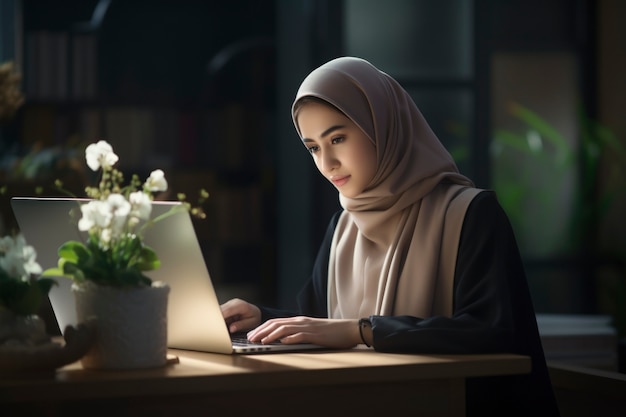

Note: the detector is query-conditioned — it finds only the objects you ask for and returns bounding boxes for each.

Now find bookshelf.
[3,0,278,305]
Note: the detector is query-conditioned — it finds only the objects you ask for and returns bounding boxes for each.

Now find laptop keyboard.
[230,333,281,346]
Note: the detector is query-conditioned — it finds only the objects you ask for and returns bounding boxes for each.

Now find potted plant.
[43,140,207,370]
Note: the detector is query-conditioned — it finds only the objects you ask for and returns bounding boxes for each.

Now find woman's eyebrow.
[302,124,346,142]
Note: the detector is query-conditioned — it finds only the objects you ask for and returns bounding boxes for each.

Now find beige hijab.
[292,57,475,319]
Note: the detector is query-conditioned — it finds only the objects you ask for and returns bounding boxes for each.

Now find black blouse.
[259,191,560,417]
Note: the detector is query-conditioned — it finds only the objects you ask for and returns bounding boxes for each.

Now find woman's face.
[296,101,377,198]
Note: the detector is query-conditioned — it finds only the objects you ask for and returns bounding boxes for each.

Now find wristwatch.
[358,318,373,347]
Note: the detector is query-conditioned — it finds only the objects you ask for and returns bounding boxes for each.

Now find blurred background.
[1,0,625,370]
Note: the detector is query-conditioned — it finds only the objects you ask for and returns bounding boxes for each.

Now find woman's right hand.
[220,298,262,333]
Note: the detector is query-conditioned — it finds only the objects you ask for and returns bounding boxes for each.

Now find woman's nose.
[320,150,339,173]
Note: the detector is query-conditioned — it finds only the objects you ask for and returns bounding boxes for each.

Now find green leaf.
[510,102,572,157]
[493,129,533,154]
[41,267,65,277]
[58,240,91,263]
[62,261,86,282]
[135,245,160,271]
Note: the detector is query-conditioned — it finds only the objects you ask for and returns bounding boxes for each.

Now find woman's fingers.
[247,317,359,348]
[220,298,261,332]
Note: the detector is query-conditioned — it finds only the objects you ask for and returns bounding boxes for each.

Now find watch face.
[358,318,372,347]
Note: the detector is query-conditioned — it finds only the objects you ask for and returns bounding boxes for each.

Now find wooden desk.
[1,348,530,417]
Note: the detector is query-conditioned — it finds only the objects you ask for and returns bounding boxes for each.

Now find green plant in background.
[493,101,626,336]
[1,140,86,183]
[492,102,577,256]
[493,102,625,252]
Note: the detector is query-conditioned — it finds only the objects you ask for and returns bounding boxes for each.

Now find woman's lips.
[330,175,350,187]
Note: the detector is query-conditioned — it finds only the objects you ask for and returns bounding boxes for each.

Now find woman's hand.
[220,298,262,333]
[246,316,362,349]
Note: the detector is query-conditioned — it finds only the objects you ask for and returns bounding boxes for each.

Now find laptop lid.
[11,197,322,355]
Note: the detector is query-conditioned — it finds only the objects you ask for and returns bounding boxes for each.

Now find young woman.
[221,57,560,416]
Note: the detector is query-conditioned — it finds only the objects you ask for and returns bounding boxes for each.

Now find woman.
[221,57,560,416]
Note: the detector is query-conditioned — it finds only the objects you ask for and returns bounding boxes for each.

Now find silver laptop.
[11,197,323,354]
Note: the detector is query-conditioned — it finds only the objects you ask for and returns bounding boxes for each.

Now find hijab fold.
[292,57,475,319]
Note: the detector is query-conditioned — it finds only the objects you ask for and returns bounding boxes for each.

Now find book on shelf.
[24,30,98,101]
[25,31,68,101]
[71,33,98,100]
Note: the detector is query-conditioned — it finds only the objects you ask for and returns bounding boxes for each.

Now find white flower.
[85,140,119,171]
[78,200,112,231]
[106,194,131,237]
[21,244,42,276]
[145,169,168,192]
[129,191,152,220]
[78,195,132,247]
[0,234,42,281]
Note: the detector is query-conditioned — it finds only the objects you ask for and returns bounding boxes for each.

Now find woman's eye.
[331,136,345,145]
[307,146,319,154]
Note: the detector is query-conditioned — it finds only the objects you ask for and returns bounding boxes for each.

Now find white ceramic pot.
[72,280,170,370]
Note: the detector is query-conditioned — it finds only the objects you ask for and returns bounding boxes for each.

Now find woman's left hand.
[246,316,362,349]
